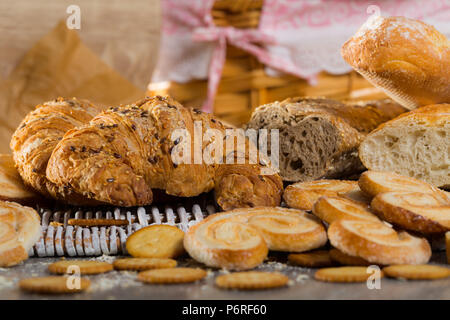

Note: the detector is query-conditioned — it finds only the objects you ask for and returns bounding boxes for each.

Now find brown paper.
[0,21,145,153]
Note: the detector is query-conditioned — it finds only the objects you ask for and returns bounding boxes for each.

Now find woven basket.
[147,0,387,126]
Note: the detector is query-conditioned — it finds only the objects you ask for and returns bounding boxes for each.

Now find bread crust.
[44,96,282,209]
[371,191,450,234]
[0,154,40,205]
[247,97,405,182]
[328,219,431,265]
[184,207,327,270]
[342,16,450,109]
[10,97,105,205]
[359,106,450,188]
[0,201,41,267]
[283,179,362,211]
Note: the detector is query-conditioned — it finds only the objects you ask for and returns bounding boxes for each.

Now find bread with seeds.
[45,96,282,209]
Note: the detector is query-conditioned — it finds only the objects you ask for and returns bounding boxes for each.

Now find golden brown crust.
[0,201,41,267]
[48,260,113,275]
[328,219,431,265]
[315,266,381,283]
[10,97,105,205]
[383,265,450,280]
[371,192,450,234]
[44,96,282,209]
[67,218,129,227]
[184,207,327,270]
[113,258,177,271]
[284,180,363,211]
[138,267,207,284]
[19,276,90,294]
[446,232,450,264]
[358,170,448,199]
[288,250,334,268]
[312,196,380,225]
[342,16,450,109]
[126,225,185,259]
[215,271,289,290]
[0,154,41,205]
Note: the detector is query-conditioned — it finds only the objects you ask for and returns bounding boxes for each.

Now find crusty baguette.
[0,201,41,267]
[247,97,406,182]
[46,96,282,209]
[0,154,40,205]
[10,97,105,204]
[342,16,450,110]
[359,105,450,188]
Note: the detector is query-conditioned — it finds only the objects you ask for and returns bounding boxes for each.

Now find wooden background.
[0,0,161,90]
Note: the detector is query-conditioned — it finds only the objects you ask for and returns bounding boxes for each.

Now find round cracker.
[48,260,113,275]
[19,276,90,294]
[288,250,334,268]
[329,248,372,266]
[113,258,177,271]
[138,267,206,284]
[215,271,289,290]
[314,266,383,283]
[126,225,185,259]
[383,265,450,280]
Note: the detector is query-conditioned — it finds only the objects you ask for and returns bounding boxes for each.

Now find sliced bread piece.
[247,97,405,182]
[359,104,450,188]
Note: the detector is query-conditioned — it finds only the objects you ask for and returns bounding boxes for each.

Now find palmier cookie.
[312,196,380,225]
[359,171,449,200]
[113,258,177,271]
[383,265,450,280]
[138,267,207,284]
[315,267,383,283]
[48,260,113,275]
[328,219,431,265]
[126,225,185,259]
[288,250,334,268]
[215,271,289,290]
[184,207,327,270]
[329,248,372,266]
[283,180,365,211]
[371,191,450,234]
[19,276,90,294]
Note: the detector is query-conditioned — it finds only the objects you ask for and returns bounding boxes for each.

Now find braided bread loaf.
[44,96,282,209]
[10,97,105,204]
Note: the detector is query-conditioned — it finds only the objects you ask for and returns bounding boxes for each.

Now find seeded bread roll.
[359,104,450,188]
[247,97,406,182]
[342,15,450,110]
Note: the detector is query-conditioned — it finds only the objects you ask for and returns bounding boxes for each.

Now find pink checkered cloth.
[149,0,450,112]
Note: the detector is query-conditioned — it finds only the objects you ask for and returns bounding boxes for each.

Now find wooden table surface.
[0,0,161,89]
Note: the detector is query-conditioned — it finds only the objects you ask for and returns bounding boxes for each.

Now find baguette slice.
[371,192,450,234]
[359,105,450,188]
[0,154,40,205]
[342,16,450,110]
